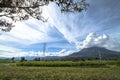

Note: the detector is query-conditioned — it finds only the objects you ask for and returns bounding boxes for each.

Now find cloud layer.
[76,32,109,50]
[0,48,72,58]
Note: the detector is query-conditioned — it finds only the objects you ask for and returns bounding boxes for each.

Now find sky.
[0,0,120,58]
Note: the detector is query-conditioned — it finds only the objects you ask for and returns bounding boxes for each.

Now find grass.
[0,59,13,63]
[16,60,120,67]
[0,60,120,80]
[16,61,107,67]
[0,66,120,80]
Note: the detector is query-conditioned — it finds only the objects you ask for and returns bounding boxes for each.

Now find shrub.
[16,61,106,67]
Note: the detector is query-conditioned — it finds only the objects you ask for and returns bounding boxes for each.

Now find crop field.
[0,60,120,80]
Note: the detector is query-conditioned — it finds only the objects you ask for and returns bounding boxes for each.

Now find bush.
[16,61,106,67]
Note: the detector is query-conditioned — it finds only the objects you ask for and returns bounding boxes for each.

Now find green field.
[0,60,120,80]
[16,61,107,67]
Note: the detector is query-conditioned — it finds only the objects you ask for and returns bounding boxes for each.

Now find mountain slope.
[67,47,120,59]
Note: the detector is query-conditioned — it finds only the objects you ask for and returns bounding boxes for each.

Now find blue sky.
[0,0,120,57]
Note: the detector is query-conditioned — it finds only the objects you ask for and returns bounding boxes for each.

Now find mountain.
[66,47,120,59]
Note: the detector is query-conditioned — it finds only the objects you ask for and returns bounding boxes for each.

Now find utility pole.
[43,43,46,57]
[98,50,102,62]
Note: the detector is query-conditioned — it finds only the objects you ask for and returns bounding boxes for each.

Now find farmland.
[0,60,120,80]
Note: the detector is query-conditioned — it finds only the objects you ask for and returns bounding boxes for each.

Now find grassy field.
[0,60,120,80]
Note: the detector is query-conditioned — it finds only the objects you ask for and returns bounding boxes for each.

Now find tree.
[34,57,40,61]
[20,57,27,62]
[0,0,88,32]
[11,57,15,62]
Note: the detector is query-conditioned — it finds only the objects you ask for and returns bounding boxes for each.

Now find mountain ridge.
[67,46,120,59]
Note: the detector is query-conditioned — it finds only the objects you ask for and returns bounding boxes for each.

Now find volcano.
[67,47,120,59]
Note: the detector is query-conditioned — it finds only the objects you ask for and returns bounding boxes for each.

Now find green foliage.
[96,60,120,66]
[20,57,27,62]
[1,60,120,80]
[116,61,120,66]
[16,61,107,67]
[0,59,13,63]
[0,65,120,80]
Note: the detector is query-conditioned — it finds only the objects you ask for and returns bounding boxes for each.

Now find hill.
[66,47,120,60]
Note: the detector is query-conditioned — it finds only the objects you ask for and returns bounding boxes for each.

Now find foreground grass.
[16,61,108,67]
[0,65,120,80]
[0,61,120,80]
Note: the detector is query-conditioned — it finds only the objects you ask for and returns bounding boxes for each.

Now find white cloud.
[0,45,21,53]
[0,45,22,58]
[1,19,64,45]
[0,35,5,40]
[76,32,109,50]
[41,3,105,44]
[104,39,120,52]
[9,22,48,44]
[42,3,85,43]
[26,49,73,57]
[58,49,73,56]
[0,48,73,58]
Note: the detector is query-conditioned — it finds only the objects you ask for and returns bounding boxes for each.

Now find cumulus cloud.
[76,32,109,50]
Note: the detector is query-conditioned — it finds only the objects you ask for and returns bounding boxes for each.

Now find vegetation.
[0,66,120,80]
[0,59,14,63]
[16,61,107,67]
[1,60,120,80]
[20,57,27,62]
